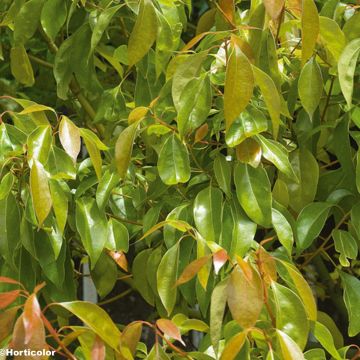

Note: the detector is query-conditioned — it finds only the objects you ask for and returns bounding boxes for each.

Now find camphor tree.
[0,0,360,358]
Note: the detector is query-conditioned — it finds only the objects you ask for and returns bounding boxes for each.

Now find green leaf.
[272,209,294,255]
[227,264,264,329]
[226,107,268,148]
[210,278,229,352]
[339,271,360,337]
[298,58,323,119]
[301,0,319,65]
[90,5,123,54]
[304,349,326,360]
[30,160,52,227]
[333,230,358,267]
[342,12,360,42]
[214,155,232,196]
[256,135,297,180]
[56,301,121,350]
[127,0,157,67]
[157,244,179,315]
[158,134,191,185]
[313,322,342,360]
[49,179,68,235]
[224,40,254,130]
[133,249,155,306]
[296,202,332,251]
[234,163,272,227]
[272,282,309,350]
[106,218,129,252]
[338,39,360,108]
[40,0,67,41]
[0,172,15,201]
[96,170,120,211]
[235,138,262,168]
[278,260,317,322]
[252,66,281,138]
[13,0,44,45]
[10,46,34,86]
[276,330,305,360]
[280,148,319,213]
[115,122,140,179]
[319,17,346,65]
[176,75,212,137]
[59,116,81,163]
[193,186,223,243]
[27,125,52,165]
[75,197,108,267]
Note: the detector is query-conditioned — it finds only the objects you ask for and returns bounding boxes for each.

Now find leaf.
[127,0,157,67]
[213,249,228,274]
[177,75,212,137]
[210,278,229,351]
[298,58,323,119]
[176,256,211,286]
[338,39,360,108]
[120,322,143,357]
[10,45,34,86]
[224,39,254,130]
[227,264,264,329]
[57,301,121,349]
[91,336,106,360]
[280,148,319,213]
[90,5,123,54]
[343,12,360,42]
[27,125,52,165]
[23,293,43,344]
[333,230,358,267]
[214,155,232,196]
[226,107,268,148]
[339,271,360,337]
[272,209,294,255]
[115,121,140,179]
[252,66,281,138]
[234,163,272,227]
[106,219,128,252]
[40,0,67,41]
[30,160,52,227]
[0,307,18,343]
[263,0,284,20]
[59,116,81,163]
[49,179,68,236]
[296,202,332,251]
[272,282,309,350]
[0,290,21,309]
[301,0,319,65]
[257,135,297,180]
[156,319,185,345]
[278,260,317,322]
[313,322,342,360]
[75,197,108,267]
[158,134,191,185]
[193,186,223,243]
[0,172,15,201]
[220,331,247,360]
[236,138,262,168]
[276,330,306,360]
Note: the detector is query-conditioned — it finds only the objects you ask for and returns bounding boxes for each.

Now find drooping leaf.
[158,134,191,185]
[276,329,306,360]
[59,116,81,163]
[224,38,254,130]
[234,163,272,227]
[214,155,232,196]
[333,230,358,267]
[0,172,15,201]
[127,0,157,67]
[220,331,247,360]
[301,0,319,65]
[263,0,284,20]
[236,138,262,168]
[272,209,294,255]
[10,45,34,86]
[313,322,342,360]
[40,0,67,41]
[156,319,185,346]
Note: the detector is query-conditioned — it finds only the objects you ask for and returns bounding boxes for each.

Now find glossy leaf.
[276,330,306,360]
[0,172,15,200]
[156,319,185,345]
[313,322,342,360]
[214,155,232,196]
[40,0,66,40]
[333,230,358,267]
[158,134,191,185]
[10,45,34,86]
[59,116,81,163]
[272,209,294,255]
[220,331,247,360]
[301,0,319,65]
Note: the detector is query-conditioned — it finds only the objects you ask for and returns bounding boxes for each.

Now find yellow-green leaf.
[301,0,319,65]
[10,45,34,86]
[263,0,284,20]
[30,160,52,227]
[224,39,254,130]
[59,116,81,163]
[220,331,247,360]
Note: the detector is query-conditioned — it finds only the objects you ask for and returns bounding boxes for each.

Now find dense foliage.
[0,0,360,358]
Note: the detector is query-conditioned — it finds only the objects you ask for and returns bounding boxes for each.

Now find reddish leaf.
[0,290,21,309]
[257,248,277,284]
[0,307,18,343]
[156,318,185,346]
[23,294,43,344]
[91,336,106,360]
[33,282,46,294]
[213,249,228,275]
[175,256,211,286]
[0,276,22,286]
[108,250,128,272]
[219,0,235,25]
